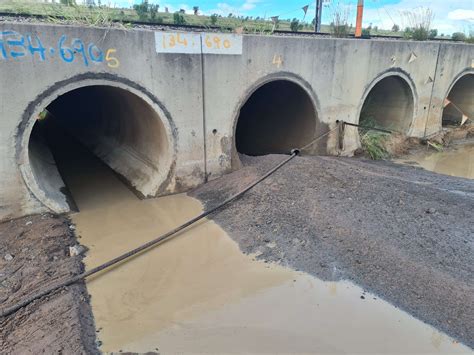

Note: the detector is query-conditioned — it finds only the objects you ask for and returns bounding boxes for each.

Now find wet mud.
[396,141,474,179]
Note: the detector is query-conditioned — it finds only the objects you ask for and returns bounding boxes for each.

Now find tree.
[210,14,218,25]
[428,29,438,39]
[392,24,400,32]
[193,6,199,15]
[149,4,159,21]
[60,0,76,5]
[133,0,149,21]
[451,32,466,41]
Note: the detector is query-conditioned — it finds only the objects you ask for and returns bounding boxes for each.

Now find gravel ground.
[0,214,97,354]
[191,154,474,349]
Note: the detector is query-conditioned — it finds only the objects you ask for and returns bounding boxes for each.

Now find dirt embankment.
[192,154,474,349]
[358,122,474,159]
[0,214,97,354]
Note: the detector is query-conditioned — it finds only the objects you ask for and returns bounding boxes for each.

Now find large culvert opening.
[235,80,317,156]
[27,85,170,211]
[442,74,473,126]
[359,76,414,133]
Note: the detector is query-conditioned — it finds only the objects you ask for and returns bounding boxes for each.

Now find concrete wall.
[0,22,473,221]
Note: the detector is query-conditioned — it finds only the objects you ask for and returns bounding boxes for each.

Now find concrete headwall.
[0,22,473,221]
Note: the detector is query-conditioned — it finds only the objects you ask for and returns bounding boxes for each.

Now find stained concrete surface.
[192,153,474,349]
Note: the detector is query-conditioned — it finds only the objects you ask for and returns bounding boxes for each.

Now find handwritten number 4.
[272,55,283,68]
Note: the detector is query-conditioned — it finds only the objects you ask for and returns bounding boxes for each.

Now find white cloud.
[448,9,474,22]
[355,0,474,34]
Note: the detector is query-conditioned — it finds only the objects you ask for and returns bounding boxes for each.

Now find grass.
[360,130,390,160]
[0,0,404,36]
[358,114,390,160]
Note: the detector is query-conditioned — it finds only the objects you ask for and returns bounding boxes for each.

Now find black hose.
[336,120,394,134]
[0,126,337,318]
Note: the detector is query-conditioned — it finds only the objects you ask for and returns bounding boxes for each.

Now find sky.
[97,0,473,35]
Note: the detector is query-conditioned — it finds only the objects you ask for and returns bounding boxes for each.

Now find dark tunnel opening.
[235,80,317,156]
[442,74,473,126]
[359,76,414,133]
[27,85,170,212]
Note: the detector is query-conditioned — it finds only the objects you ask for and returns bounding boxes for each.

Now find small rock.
[360,295,365,300]
[69,245,86,256]
[25,221,32,226]
[21,248,29,253]
[426,208,436,214]
[69,225,76,231]
[329,193,336,199]
[266,242,277,249]
[4,254,14,261]
[53,255,59,261]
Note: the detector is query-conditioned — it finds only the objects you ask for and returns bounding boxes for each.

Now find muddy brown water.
[52,138,469,353]
[396,142,474,179]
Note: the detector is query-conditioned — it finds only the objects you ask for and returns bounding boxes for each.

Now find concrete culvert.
[235,80,317,156]
[359,76,414,133]
[27,85,171,212]
[443,74,474,126]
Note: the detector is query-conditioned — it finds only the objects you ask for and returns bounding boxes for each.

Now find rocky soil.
[0,214,97,354]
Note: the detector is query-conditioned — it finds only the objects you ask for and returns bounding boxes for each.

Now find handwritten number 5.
[106,48,119,68]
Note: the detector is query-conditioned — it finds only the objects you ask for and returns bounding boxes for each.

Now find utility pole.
[314,0,323,33]
[355,0,364,37]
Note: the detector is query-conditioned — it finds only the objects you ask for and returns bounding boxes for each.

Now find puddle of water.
[54,138,469,353]
[396,142,474,179]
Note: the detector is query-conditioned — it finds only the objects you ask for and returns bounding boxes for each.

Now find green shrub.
[60,0,76,5]
[401,8,435,41]
[360,131,389,160]
[290,18,302,32]
[173,12,186,25]
[210,14,218,25]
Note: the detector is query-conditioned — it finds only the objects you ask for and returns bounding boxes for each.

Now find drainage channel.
[3,126,470,353]
[57,133,468,352]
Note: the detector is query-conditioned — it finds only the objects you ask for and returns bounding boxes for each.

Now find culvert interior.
[442,74,473,126]
[235,80,317,156]
[359,76,414,133]
[28,85,170,211]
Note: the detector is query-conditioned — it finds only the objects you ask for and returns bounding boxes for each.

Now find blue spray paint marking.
[88,43,104,63]
[26,34,46,61]
[0,30,26,59]
[0,30,116,67]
